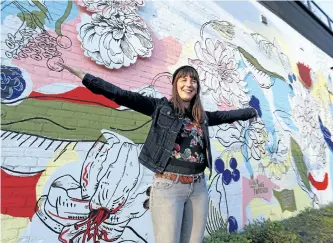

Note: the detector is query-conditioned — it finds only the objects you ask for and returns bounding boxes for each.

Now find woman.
[59,63,257,243]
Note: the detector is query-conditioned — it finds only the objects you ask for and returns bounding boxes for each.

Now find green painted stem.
[32,0,48,17]
[55,0,72,36]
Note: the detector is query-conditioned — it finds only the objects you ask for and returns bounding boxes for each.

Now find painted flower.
[1,65,32,103]
[291,84,327,168]
[189,38,249,108]
[5,28,37,59]
[36,130,148,243]
[78,6,153,69]
[1,66,26,100]
[291,87,322,147]
[216,119,267,160]
[261,132,289,179]
[80,0,144,13]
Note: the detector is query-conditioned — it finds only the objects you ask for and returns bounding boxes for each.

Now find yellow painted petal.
[36,142,79,200]
[1,215,29,243]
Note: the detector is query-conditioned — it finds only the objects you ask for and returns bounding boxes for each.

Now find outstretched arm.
[59,63,162,117]
[206,108,257,126]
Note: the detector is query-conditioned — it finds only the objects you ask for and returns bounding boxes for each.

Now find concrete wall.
[1,1,333,242]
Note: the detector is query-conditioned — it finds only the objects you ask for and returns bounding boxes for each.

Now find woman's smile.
[177,74,198,101]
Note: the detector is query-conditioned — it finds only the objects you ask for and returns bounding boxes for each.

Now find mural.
[1,0,332,242]
[77,0,153,69]
[36,130,149,243]
[2,0,72,71]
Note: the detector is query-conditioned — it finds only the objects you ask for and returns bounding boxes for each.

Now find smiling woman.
[58,62,257,243]
[172,66,204,124]
[176,76,198,102]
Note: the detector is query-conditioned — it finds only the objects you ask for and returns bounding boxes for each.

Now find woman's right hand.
[58,63,86,80]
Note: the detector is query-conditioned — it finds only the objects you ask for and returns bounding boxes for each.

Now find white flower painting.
[77,0,153,69]
[189,38,249,108]
[216,119,267,160]
[35,130,148,243]
[79,0,144,13]
[261,132,290,179]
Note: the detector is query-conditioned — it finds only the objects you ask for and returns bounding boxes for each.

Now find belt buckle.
[191,175,200,183]
[192,174,200,183]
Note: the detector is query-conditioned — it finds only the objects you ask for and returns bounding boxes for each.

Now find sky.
[314,0,333,23]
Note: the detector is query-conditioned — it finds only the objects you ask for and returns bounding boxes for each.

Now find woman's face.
[176,74,198,102]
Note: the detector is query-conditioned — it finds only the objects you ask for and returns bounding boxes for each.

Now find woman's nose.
[185,80,192,86]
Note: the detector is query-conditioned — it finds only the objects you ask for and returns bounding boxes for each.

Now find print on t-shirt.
[171,117,205,163]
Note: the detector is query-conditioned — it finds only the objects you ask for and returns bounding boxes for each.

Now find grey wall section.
[259,1,333,58]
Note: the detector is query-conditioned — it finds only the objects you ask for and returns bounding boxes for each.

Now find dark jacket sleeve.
[206,108,257,126]
[82,73,162,117]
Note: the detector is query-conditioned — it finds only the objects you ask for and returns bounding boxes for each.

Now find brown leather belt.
[155,172,204,184]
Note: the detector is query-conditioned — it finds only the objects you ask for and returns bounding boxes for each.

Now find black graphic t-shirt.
[170,112,206,164]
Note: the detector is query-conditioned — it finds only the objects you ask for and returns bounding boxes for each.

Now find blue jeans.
[149,176,209,243]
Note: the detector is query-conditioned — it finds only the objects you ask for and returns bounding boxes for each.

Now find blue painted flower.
[214,157,240,184]
[228,216,238,233]
[288,73,296,83]
[249,95,262,117]
[1,66,26,100]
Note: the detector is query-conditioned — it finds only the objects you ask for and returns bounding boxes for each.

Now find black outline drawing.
[250,33,292,72]
[216,119,267,162]
[77,0,153,69]
[206,198,226,235]
[188,38,250,108]
[35,130,149,243]
[200,20,235,40]
[2,0,73,72]
[0,129,82,174]
[259,129,289,180]
[1,166,45,175]
[79,0,145,14]
[2,117,76,130]
[206,170,240,235]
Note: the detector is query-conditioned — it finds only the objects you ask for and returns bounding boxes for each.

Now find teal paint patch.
[271,78,298,131]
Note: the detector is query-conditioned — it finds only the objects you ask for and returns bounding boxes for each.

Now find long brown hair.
[171,66,205,124]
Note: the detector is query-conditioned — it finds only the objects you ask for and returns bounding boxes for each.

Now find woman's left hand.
[58,63,86,80]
